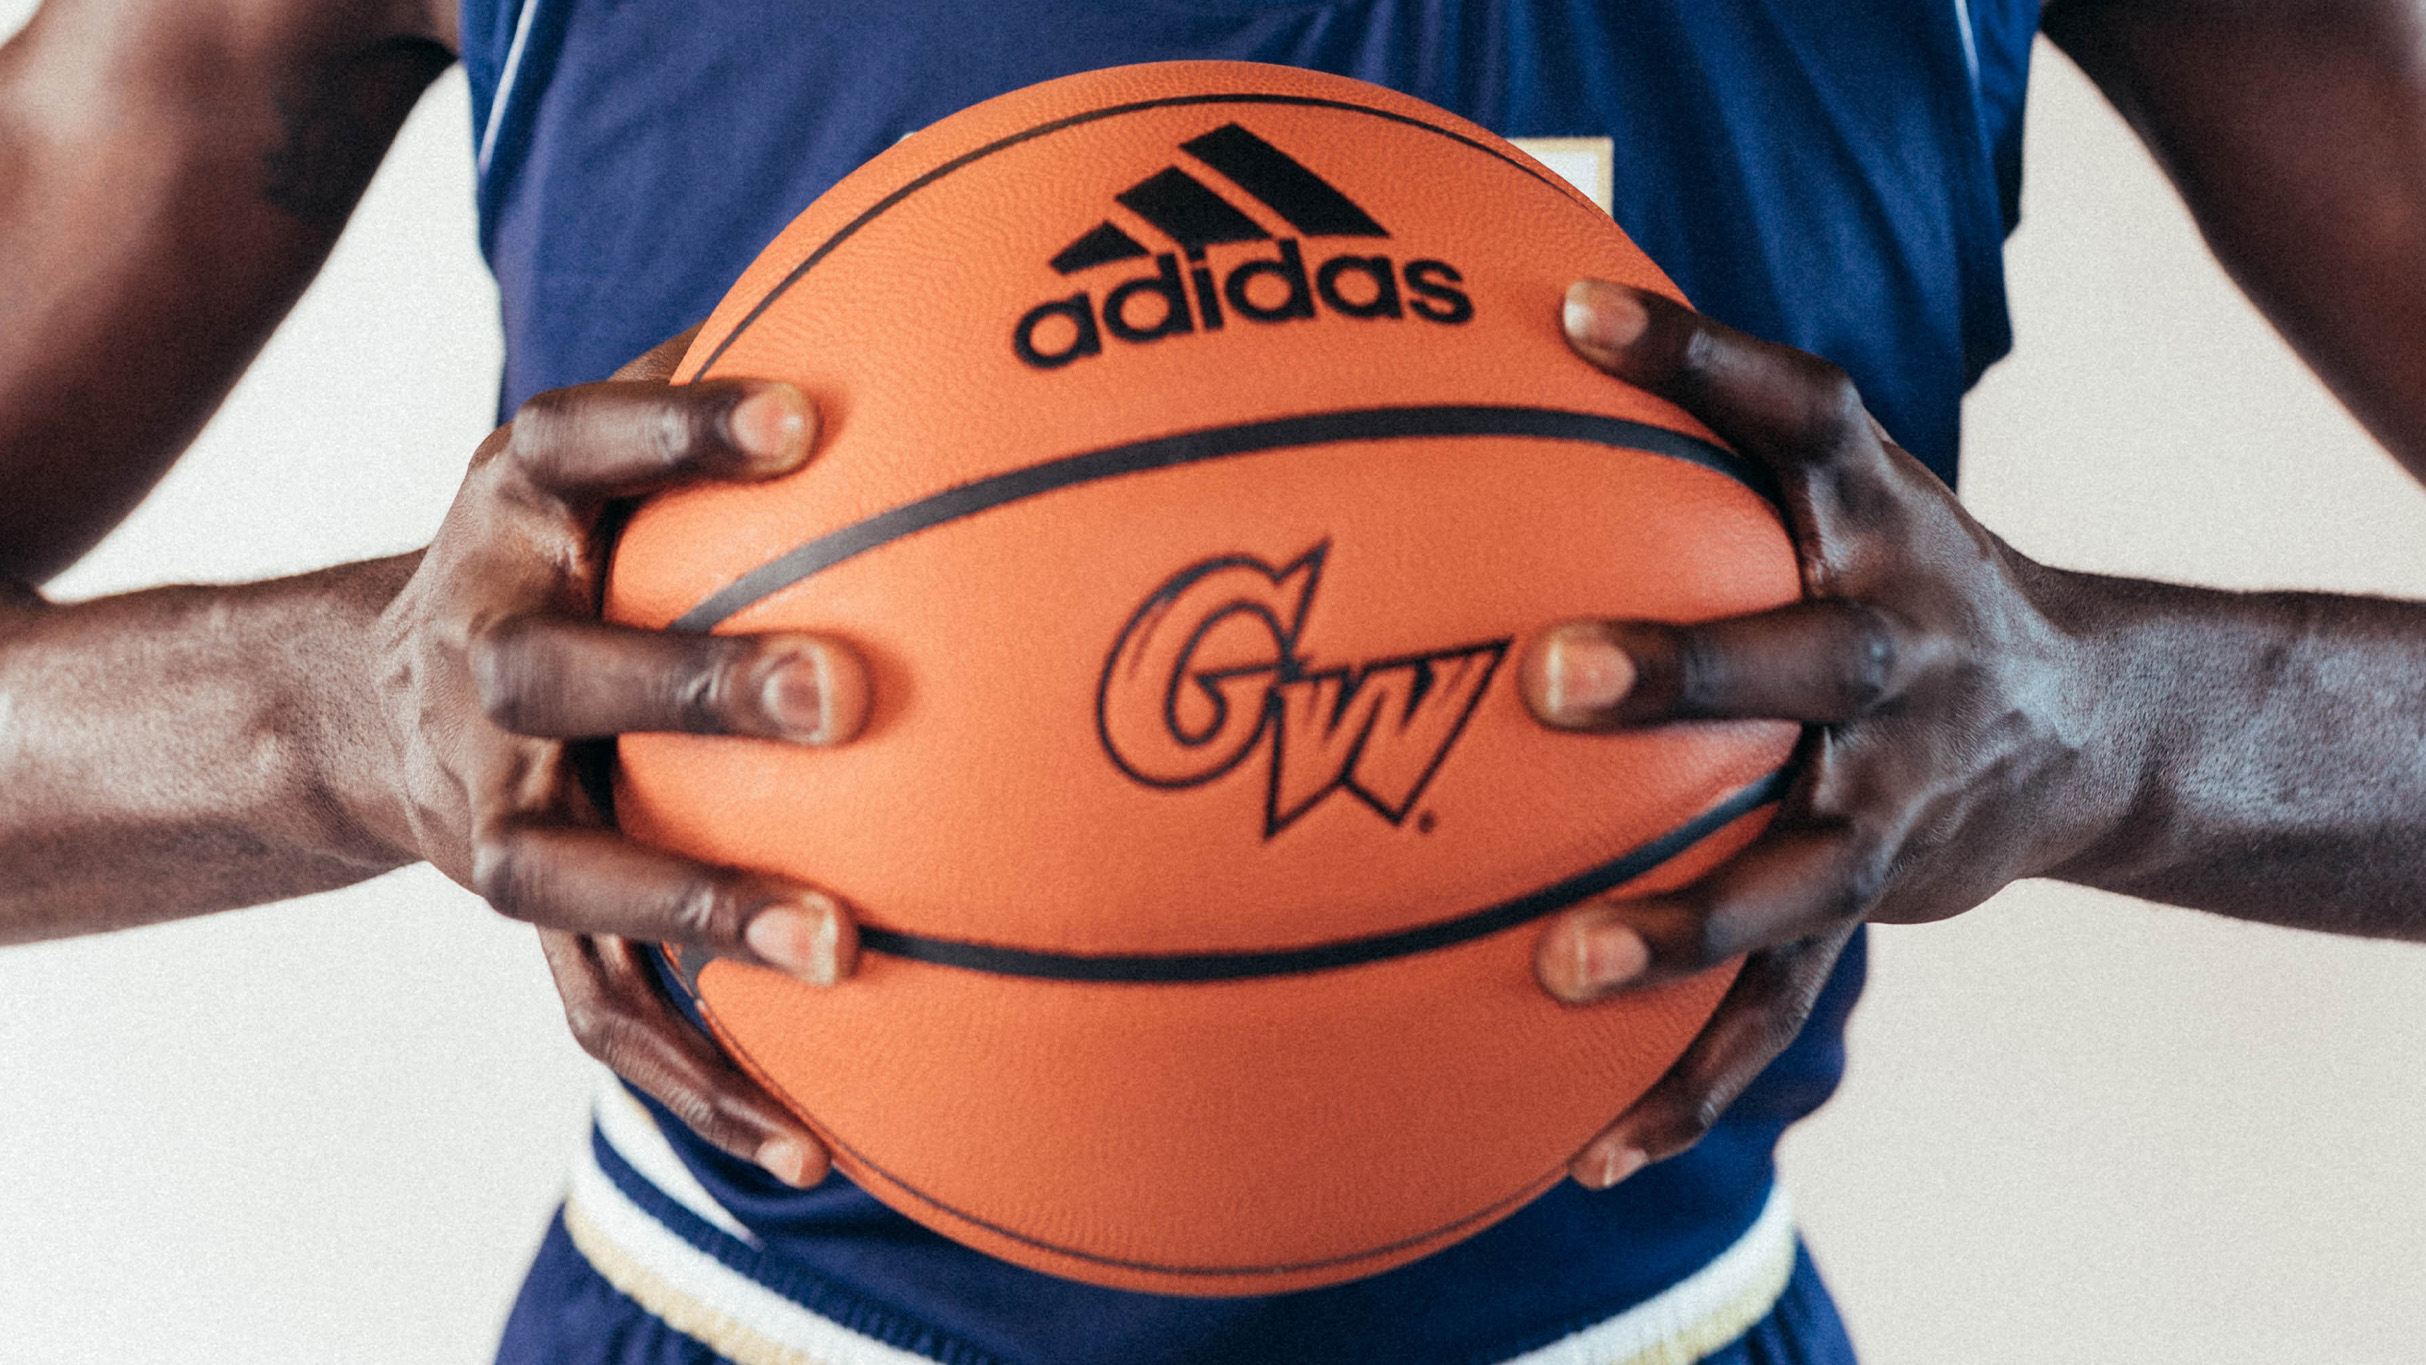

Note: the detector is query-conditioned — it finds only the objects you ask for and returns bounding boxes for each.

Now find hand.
[1527,281,2110,1187]
[364,330,864,1186]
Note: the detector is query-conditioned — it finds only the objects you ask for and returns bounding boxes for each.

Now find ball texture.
[608,60,1798,1295]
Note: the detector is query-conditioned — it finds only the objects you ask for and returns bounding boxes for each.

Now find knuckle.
[468,618,541,728]
[662,1087,747,1151]
[503,389,577,480]
[1666,625,1721,715]
[1761,989,1822,1049]
[1681,1093,1726,1142]
[1682,913,1734,971]
[586,1024,671,1100]
[1798,363,1867,449]
[1661,893,1733,972]
[1837,838,1897,917]
[561,999,622,1055]
[1671,316,1721,384]
[471,830,541,920]
[1834,603,1905,712]
[1641,1093,1721,1158]
[673,668,725,735]
[646,401,699,475]
[667,868,746,944]
[673,640,749,735]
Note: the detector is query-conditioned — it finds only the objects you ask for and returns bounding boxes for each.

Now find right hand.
[364,332,864,1186]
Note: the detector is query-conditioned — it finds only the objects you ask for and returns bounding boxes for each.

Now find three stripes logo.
[1015,123,1473,369]
[1097,543,1505,838]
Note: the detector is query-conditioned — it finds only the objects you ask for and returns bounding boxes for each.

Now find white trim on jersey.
[568,1085,1801,1365]
[567,1136,937,1365]
[477,0,544,178]
[1499,1185,1797,1365]
[591,1070,761,1247]
[1952,0,1982,87]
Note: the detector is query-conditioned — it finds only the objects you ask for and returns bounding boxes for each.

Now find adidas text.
[1015,244,1471,370]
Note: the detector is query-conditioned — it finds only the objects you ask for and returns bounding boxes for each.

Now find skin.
[3,0,2426,1204]
[1527,0,2426,1186]
[1529,284,2426,1185]
[0,0,852,1185]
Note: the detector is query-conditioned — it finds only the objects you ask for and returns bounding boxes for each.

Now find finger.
[475,823,860,983]
[1563,280,1874,475]
[474,616,869,745]
[540,930,828,1186]
[1523,601,1919,730]
[1569,925,1854,1186]
[1537,823,1883,1002]
[610,324,707,384]
[503,377,813,501]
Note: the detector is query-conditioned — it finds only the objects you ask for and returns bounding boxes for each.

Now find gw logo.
[1096,544,1506,837]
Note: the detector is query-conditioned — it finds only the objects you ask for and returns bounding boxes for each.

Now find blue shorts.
[496,1204,1855,1365]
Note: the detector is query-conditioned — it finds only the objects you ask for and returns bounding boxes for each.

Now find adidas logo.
[1014,123,1473,370]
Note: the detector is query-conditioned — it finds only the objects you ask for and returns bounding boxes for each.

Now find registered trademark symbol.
[1417,811,1438,834]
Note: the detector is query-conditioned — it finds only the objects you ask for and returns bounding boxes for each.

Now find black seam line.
[669,405,1771,633]
[824,1116,1559,1277]
[698,987,1562,1276]
[685,91,1578,380]
[853,766,1791,982]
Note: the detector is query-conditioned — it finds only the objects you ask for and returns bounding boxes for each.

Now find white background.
[1,22,2423,1365]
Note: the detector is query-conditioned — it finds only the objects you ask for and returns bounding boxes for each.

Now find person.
[4,0,2425,1361]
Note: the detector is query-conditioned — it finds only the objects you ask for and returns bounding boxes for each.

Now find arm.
[0,555,419,940]
[0,0,455,582]
[2041,576,2426,936]
[0,0,451,929]
[2034,0,2426,917]
[0,0,858,1184]
[1540,1,2426,1179]
[2042,0,2426,477]
[1534,283,2426,1185]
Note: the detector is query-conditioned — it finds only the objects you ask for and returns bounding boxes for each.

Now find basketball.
[605,61,1798,1295]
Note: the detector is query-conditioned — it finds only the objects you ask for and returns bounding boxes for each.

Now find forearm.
[0,553,417,943]
[2048,567,2426,937]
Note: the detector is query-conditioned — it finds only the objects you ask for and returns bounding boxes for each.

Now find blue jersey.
[463,3,2037,1361]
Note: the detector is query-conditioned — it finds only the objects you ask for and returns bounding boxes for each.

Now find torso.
[462,2,2036,1359]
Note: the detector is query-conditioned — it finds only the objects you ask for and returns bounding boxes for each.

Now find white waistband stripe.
[591,1071,761,1246]
[575,1096,1799,1365]
[1499,1184,1797,1365]
[567,1135,935,1365]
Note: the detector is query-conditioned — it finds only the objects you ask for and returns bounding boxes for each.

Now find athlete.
[5,1,2426,1362]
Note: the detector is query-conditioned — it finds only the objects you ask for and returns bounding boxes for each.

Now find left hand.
[1526,281,2120,1188]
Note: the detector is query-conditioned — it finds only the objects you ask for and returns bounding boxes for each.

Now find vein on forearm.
[0,558,416,944]
[2054,574,2426,938]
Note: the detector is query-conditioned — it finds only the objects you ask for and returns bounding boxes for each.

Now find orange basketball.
[606,61,1797,1296]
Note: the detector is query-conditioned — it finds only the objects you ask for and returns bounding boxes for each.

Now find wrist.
[286,552,429,870]
[2002,557,2166,888]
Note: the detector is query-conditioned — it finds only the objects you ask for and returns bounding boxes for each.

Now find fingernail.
[728,385,810,465]
[756,1136,816,1187]
[1579,1144,1648,1190]
[1538,625,1636,721]
[746,898,843,985]
[763,639,868,746]
[762,650,834,743]
[1543,916,1651,1002]
[1563,281,1649,357]
[1581,923,1651,991]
